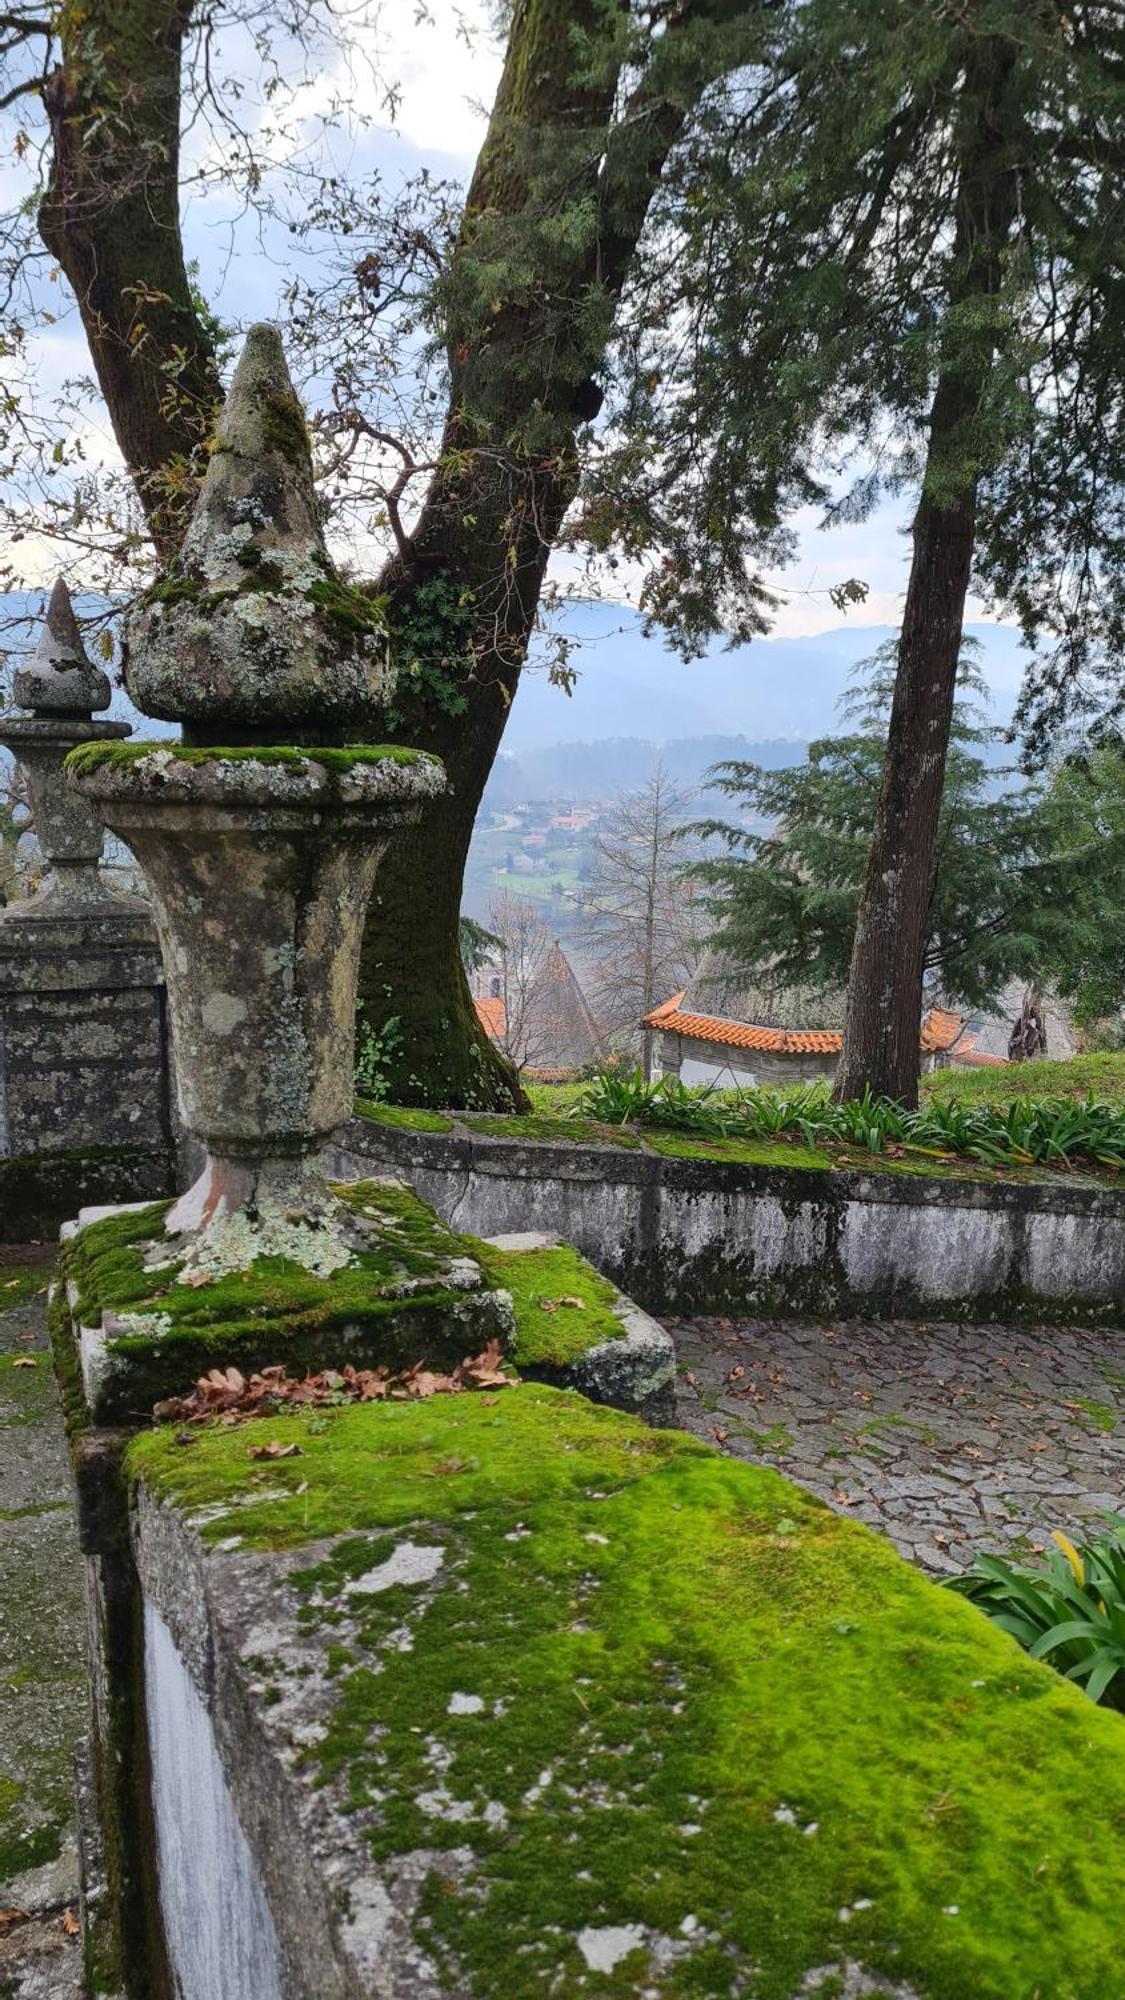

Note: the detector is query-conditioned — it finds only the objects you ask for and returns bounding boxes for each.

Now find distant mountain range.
[507,602,1029,752]
[2,589,1030,804]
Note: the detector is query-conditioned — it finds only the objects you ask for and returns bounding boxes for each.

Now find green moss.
[463,1114,642,1149]
[56,1182,509,1419]
[66,740,435,781]
[444,1113,1089,1185]
[354,1101,454,1134]
[306,577,389,648]
[128,1388,1125,1998]
[0,1265,48,1309]
[56,1182,631,1415]
[0,1351,59,1427]
[477,1245,625,1366]
[1072,1396,1117,1434]
[640,1129,835,1170]
[256,378,311,465]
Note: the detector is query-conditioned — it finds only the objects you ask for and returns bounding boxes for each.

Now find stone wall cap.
[0,715,130,745]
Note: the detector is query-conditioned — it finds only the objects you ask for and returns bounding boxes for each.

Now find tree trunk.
[832,439,977,1105]
[38,0,221,556]
[37,0,724,1107]
[834,41,1020,1108]
[354,0,705,1104]
[357,661,531,1106]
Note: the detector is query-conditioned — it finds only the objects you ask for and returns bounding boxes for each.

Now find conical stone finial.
[125,323,393,743]
[13,578,112,717]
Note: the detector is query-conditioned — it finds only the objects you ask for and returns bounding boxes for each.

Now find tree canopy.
[691,645,1101,1016]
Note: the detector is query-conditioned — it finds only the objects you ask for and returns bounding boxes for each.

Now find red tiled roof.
[474,995,507,1041]
[643,994,965,1059]
[642,994,842,1055]
[919,1006,964,1053]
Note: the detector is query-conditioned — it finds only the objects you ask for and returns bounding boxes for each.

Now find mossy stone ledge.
[126,1387,1125,1999]
[54,1180,516,1426]
[52,1187,673,1427]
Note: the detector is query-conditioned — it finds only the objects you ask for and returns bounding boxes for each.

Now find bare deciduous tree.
[576,764,708,1078]
[486,889,553,1073]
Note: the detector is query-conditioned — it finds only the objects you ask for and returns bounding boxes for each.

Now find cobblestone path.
[669,1313,1125,1575]
[0,1256,84,1998]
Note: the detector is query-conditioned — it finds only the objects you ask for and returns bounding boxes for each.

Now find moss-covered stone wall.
[329,1117,1125,1325]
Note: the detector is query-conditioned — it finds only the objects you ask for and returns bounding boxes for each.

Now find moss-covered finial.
[179,321,320,570]
[124,323,393,743]
[14,577,112,717]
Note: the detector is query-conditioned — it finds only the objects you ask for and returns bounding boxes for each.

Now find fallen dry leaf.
[0,1909,29,1935]
[155,1345,514,1426]
[247,1440,302,1460]
[61,1909,80,1937]
[11,1356,35,1369]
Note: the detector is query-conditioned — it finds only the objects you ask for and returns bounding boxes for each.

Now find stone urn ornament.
[0,578,135,914]
[69,325,445,1274]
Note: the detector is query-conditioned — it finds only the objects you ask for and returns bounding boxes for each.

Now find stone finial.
[124,323,394,742]
[13,578,112,717]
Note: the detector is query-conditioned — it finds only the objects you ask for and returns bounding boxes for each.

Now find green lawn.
[922,1051,1125,1105]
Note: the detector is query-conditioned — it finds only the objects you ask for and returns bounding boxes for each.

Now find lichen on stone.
[122,324,400,736]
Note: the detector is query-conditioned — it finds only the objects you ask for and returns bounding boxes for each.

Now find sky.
[0,0,1005,645]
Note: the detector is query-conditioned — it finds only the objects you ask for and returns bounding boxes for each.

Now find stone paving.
[0,1256,84,1998]
[669,1312,1125,1575]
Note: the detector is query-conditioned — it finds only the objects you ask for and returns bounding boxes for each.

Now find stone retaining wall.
[328,1118,1125,1324]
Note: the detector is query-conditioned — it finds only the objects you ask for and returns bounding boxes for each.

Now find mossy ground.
[0,1290,84,1898]
[923,1051,1125,1106]
[0,1267,50,1312]
[129,1388,1125,1999]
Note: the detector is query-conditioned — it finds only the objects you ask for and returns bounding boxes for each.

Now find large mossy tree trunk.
[833,42,1021,1110]
[37,0,714,1108]
[38,0,221,557]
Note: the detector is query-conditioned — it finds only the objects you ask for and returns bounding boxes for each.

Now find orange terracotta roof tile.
[919,1006,964,1053]
[641,1002,842,1055]
[474,995,507,1041]
[642,997,967,1060]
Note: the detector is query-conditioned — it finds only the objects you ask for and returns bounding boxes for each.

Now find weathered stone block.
[55,1180,516,1425]
[0,907,172,1168]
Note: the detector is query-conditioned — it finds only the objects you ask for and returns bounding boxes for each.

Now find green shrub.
[574,1069,1125,1174]
[949,1527,1125,1710]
